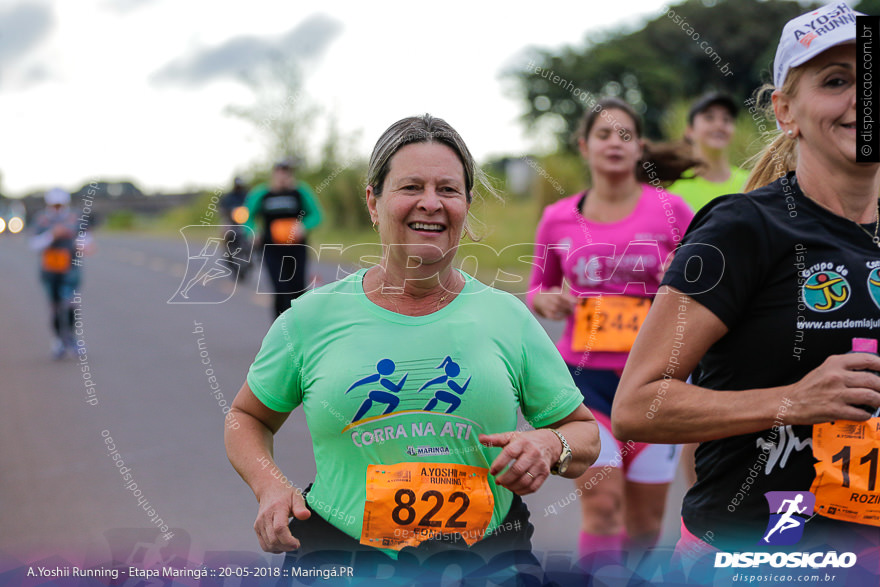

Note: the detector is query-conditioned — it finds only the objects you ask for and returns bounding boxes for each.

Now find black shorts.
[282,484,548,584]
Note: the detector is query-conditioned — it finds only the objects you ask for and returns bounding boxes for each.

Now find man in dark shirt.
[245,159,323,318]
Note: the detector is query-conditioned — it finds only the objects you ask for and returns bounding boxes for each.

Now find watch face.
[558,452,572,474]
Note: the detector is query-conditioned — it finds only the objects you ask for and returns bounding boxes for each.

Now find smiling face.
[688,104,735,152]
[775,43,858,169]
[366,141,470,269]
[578,108,643,179]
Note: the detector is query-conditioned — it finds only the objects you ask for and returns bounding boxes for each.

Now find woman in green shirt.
[225,114,601,581]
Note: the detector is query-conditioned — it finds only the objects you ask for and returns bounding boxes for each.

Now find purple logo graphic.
[761,491,815,546]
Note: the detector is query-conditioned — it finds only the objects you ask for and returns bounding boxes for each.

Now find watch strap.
[549,428,572,475]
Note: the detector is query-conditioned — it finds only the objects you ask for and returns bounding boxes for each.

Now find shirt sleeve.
[246,311,304,412]
[296,182,324,231]
[243,185,268,232]
[515,308,584,428]
[29,213,54,251]
[526,208,566,310]
[660,195,770,329]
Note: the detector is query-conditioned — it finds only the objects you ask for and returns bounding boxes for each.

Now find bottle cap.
[852,338,878,353]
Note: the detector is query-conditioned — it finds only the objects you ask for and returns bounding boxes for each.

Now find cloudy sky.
[0,0,677,196]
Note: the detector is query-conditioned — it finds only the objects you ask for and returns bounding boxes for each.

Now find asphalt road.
[0,231,686,575]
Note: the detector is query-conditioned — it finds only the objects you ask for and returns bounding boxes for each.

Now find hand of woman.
[479,430,561,496]
[253,484,311,553]
[785,353,880,424]
[532,287,577,321]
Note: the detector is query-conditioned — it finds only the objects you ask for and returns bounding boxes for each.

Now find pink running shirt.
[527,184,694,370]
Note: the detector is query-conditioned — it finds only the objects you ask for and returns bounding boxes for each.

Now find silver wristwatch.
[549,429,572,475]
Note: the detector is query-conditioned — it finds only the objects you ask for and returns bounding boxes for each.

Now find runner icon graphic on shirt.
[346,359,408,423]
[418,356,471,414]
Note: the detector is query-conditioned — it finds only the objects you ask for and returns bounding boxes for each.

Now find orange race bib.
[810,418,880,526]
[42,248,72,273]
[360,462,494,550]
[269,218,300,244]
[571,296,651,353]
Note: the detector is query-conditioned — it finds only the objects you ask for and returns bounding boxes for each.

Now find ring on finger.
[526,471,535,479]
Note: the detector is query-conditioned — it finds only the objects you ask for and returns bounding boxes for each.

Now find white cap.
[773,2,863,88]
[44,188,71,206]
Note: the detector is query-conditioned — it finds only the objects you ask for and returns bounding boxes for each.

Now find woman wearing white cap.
[29,188,87,358]
[613,1,880,559]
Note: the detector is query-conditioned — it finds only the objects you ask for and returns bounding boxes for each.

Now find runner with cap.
[244,159,323,318]
[614,2,880,560]
[667,93,749,213]
[667,92,751,489]
[29,188,90,358]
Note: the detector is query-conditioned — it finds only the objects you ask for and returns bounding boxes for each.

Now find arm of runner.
[225,381,309,553]
[527,208,574,319]
[612,287,880,443]
[480,404,599,495]
[29,229,53,252]
[531,285,578,320]
[243,186,268,234]
[296,182,324,232]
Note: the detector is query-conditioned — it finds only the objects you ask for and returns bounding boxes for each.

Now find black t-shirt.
[662,172,880,549]
[259,187,305,246]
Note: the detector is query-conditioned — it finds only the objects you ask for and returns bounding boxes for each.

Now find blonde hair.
[743,67,806,192]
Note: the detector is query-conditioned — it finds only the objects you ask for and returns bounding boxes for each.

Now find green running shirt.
[247,268,584,556]
[667,166,749,213]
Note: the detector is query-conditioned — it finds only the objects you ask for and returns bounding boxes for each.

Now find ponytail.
[637,140,700,185]
[742,68,806,192]
[744,133,797,192]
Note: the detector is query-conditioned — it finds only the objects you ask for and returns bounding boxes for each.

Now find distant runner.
[244,159,323,318]
[29,188,90,358]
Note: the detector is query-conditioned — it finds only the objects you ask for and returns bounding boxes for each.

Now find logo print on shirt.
[344,357,472,425]
[760,491,815,546]
[418,356,471,414]
[803,271,850,312]
[868,268,880,311]
[346,359,409,423]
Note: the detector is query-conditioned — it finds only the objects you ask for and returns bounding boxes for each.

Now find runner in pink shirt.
[527,97,694,563]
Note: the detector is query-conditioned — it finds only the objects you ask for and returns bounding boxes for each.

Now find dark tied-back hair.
[573,97,699,186]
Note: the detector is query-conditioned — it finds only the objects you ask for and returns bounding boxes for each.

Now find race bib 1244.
[571,296,651,353]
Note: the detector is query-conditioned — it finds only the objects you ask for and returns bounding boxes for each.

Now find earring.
[786,129,794,138]
[371,221,379,233]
